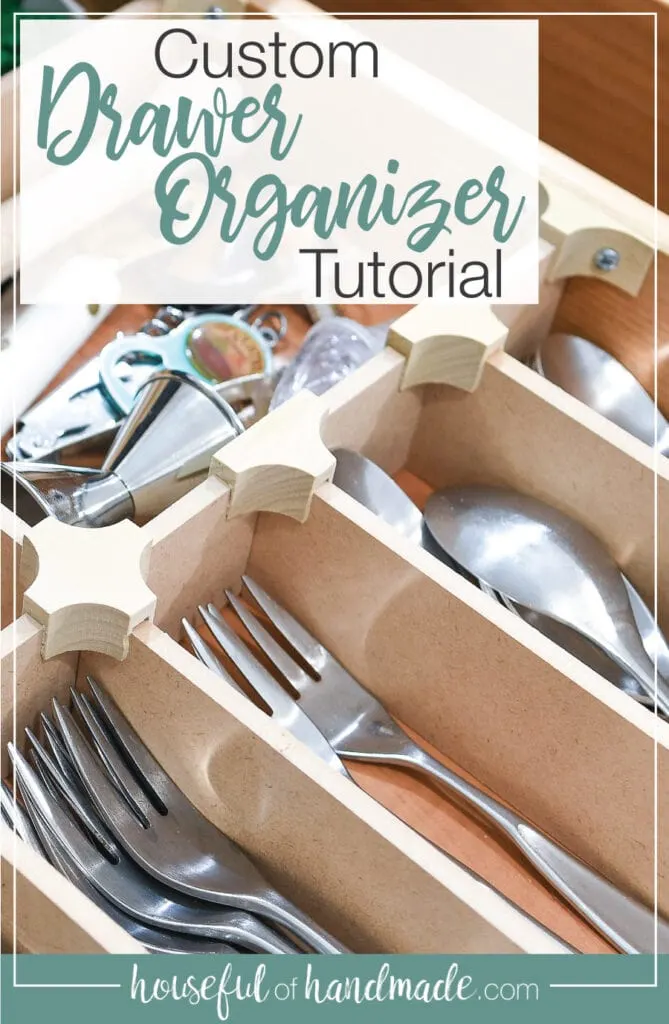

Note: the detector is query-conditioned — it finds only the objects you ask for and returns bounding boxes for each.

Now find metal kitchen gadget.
[2,370,246,527]
[5,304,249,463]
[97,307,286,416]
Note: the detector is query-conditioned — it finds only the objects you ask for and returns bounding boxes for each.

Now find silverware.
[1,778,43,855]
[203,575,668,954]
[626,576,669,679]
[332,448,424,545]
[4,770,237,955]
[332,450,668,714]
[487,584,667,715]
[531,334,669,456]
[10,740,294,954]
[331,448,463,572]
[50,679,347,953]
[423,486,669,716]
[490,573,669,682]
[1,370,245,527]
[186,606,578,953]
[183,613,350,778]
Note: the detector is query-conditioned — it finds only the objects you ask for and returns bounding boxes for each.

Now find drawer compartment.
[128,459,668,952]
[2,610,562,955]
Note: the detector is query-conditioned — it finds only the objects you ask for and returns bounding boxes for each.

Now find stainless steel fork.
[186,619,583,952]
[11,755,239,955]
[184,612,349,778]
[215,575,669,956]
[1,778,44,855]
[11,739,299,954]
[51,680,347,954]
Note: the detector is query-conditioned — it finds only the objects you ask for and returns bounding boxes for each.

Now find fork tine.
[51,699,152,834]
[20,781,77,871]
[27,749,71,821]
[0,777,43,854]
[28,747,57,795]
[9,743,102,866]
[25,726,119,859]
[84,677,176,811]
[200,605,351,779]
[1,779,14,819]
[24,751,108,869]
[68,690,156,824]
[39,712,84,793]
[12,746,121,899]
[10,746,54,826]
[224,590,314,696]
[0,778,17,822]
[198,604,293,715]
[182,619,246,696]
[241,576,326,674]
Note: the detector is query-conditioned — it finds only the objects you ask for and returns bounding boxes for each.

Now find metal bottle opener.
[5,304,249,462]
[97,307,287,416]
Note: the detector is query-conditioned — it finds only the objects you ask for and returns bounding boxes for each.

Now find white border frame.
[1,4,661,995]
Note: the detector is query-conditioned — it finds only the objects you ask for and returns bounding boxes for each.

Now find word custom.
[154,27,380,81]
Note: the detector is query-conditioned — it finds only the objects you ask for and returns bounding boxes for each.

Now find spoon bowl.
[494,589,666,714]
[331,451,669,715]
[332,448,425,545]
[534,334,669,455]
[423,485,669,714]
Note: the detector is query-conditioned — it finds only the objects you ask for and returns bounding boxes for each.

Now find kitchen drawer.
[1,0,667,958]
[3,425,665,953]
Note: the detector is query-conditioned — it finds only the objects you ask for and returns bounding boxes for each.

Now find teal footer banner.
[2,955,667,1022]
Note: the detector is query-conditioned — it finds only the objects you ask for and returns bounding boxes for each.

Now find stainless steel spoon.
[332,448,425,544]
[332,450,669,705]
[532,334,669,456]
[331,450,663,688]
[485,584,666,714]
[626,577,669,679]
[423,486,669,716]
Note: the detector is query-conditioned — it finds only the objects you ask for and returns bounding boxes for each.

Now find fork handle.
[393,742,664,954]
[252,892,349,954]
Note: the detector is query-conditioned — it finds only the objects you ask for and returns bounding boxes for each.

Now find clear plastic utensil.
[269,317,391,408]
